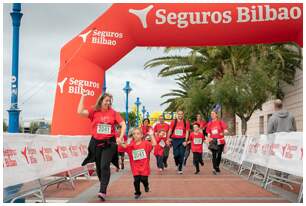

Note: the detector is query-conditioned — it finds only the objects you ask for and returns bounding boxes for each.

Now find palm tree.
[145,43,302,135]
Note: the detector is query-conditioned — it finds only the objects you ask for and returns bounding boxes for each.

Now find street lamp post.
[135,97,141,127]
[5,4,25,203]
[123,81,132,136]
[141,106,146,120]
[8,3,23,133]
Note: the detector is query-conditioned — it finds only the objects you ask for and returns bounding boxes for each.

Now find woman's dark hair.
[142,118,150,124]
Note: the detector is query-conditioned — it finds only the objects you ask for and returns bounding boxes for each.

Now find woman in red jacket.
[206,111,228,175]
[77,92,126,201]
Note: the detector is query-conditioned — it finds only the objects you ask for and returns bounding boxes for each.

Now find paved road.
[71,152,289,203]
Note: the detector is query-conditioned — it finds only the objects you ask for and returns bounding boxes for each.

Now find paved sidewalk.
[70,153,290,203]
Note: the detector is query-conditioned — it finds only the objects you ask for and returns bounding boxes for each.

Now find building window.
[259,116,264,134]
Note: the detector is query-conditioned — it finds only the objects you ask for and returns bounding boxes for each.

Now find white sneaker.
[177,170,183,174]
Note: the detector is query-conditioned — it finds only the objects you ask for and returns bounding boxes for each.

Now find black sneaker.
[134,194,141,199]
[121,163,124,170]
[194,170,200,174]
[145,186,150,192]
[200,161,204,166]
[212,170,217,175]
[216,168,221,173]
[164,162,168,168]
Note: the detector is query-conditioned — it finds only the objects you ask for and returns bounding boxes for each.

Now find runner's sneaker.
[145,186,150,192]
[97,193,106,201]
[212,170,217,175]
[194,170,200,174]
[177,170,183,174]
[134,194,141,199]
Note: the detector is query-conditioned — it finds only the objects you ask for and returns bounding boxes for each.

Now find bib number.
[97,124,111,135]
[132,149,147,161]
[159,140,165,147]
[211,129,218,135]
[174,129,183,136]
[193,138,202,145]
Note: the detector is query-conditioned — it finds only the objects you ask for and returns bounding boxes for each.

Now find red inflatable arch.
[51,3,302,135]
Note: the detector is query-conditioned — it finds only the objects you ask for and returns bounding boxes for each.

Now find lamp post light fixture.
[135,97,141,127]
[123,81,132,136]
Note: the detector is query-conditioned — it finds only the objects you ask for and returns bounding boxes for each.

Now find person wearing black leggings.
[78,92,126,201]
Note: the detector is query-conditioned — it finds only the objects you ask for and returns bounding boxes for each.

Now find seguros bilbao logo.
[57,77,100,96]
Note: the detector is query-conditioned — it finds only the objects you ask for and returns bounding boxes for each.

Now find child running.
[188,122,205,174]
[118,127,156,199]
[154,129,168,172]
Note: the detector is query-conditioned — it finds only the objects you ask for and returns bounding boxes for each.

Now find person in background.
[184,113,207,166]
[188,122,205,174]
[206,111,228,175]
[154,115,170,168]
[267,99,297,134]
[141,118,153,139]
[154,129,169,172]
[267,99,297,178]
[116,125,127,170]
[167,110,190,174]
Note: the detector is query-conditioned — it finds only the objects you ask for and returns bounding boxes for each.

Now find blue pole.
[5,4,24,203]
[135,97,141,127]
[123,81,132,136]
[141,106,146,120]
[102,70,106,94]
[7,3,23,133]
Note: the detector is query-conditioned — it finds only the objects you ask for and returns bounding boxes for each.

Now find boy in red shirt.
[154,129,168,172]
[188,123,205,174]
[118,127,157,199]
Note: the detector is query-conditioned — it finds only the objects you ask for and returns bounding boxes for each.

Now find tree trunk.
[241,118,247,135]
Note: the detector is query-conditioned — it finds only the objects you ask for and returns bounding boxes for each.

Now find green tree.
[120,112,137,128]
[3,121,8,132]
[30,122,39,134]
[145,43,302,135]
[213,67,274,135]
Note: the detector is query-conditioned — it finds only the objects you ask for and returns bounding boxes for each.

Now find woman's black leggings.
[94,138,118,194]
[211,144,224,171]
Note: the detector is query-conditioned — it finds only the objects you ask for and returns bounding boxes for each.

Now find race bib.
[174,129,183,136]
[159,140,165,147]
[217,139,224,145]
[132,149,147,161]
[193,138,202,145]
[97,124,111,135]
[211,129,218,135]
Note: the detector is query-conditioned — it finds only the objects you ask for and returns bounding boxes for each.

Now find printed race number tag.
[193,138,202,145]
[132,149,147,161]
[159,140,165,147]
[211,129,218,135]
[174,129,183,136]
[97,124,111,135]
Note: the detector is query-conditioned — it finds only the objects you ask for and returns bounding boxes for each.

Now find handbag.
[208,138,219,151]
